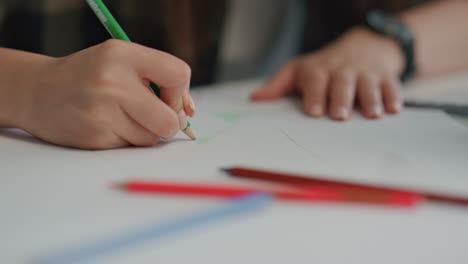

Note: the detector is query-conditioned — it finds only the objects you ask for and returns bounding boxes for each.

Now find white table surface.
[2,73,468,264]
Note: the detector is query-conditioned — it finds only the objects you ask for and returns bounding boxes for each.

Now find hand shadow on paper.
[0,128,191,151]
[0,128,53,147]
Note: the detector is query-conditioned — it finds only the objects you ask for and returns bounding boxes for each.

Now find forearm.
[399,0,468,77]
[0,48,53,128]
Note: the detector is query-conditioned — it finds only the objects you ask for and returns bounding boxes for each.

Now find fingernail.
[309,105,323,117]
[188,95,196,113]
[182,95,196,117]
[393,101,403,113]
[371,105,383,117]
[335,107,349,120]
[178,109,188,130]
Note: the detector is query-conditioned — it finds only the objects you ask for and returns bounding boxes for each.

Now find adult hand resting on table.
[252,27,405,121]
[0,40,196,150]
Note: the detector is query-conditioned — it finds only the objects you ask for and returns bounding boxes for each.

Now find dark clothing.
[0,0,424,85]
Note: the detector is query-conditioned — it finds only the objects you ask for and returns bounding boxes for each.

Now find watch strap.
[365,10,416,82]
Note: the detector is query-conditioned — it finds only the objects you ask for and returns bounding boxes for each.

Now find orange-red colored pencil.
[222,167,468,207]
[114,180,420,207]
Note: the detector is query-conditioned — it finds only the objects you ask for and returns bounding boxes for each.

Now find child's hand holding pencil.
[20,40,195,150]
[12,0,198,150]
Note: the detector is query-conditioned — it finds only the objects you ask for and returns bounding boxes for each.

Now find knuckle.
[382,76,401,89]
[333,68,354,81]
[308,66,327,81]
[91,41,131,78]
[304,66,327,86]
[357,75,380,94]
[92,70,119,89]
[307,96,323,104]
[94,40,130,66]
[173,60,192,84]
[88,63,120,90]
[99,39,129,55]
[280,59,299,76]
[178,60,192,79]
[297,64,328,91]
[358,72,378,84]
[164,58,192,87]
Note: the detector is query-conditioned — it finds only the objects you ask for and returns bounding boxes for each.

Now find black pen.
[404,100,468,117]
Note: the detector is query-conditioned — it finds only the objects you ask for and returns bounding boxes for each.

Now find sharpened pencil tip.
[110,183,124,190]
[183,126,197,140]
[220,168,232,174]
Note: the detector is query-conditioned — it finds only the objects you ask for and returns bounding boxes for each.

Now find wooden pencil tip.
[110,183,124,190]
[183,126,197,140]
[220,168,232,174]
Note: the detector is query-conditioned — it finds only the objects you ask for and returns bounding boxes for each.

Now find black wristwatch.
[364,10,416,82]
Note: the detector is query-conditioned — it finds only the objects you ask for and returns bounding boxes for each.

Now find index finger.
[127,43,191,110]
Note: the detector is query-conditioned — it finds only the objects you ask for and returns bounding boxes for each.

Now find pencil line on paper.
[215,111,251,124]
[278,129,324,161]
[195,124,234,144]
[196,135,217,144]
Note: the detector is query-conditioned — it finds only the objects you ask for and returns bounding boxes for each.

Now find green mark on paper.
[279,129,323,161]
[196,136,217,144]
[215,111,251,124]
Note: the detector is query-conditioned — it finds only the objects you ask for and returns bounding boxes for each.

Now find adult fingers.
[357,74,384,119]
[297,67,328,117]
[328,70,356,121]
[251,61,297,101]
[381,78,403,114]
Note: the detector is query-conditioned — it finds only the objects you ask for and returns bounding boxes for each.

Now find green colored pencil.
[86,0,196,140]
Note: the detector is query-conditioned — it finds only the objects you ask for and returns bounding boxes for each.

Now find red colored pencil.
[222,167,468,207]
[114,180,420,207]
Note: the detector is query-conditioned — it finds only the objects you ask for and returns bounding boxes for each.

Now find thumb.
[251,60,297,101]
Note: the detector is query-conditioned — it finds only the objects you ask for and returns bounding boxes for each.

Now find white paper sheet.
[404,71,468,104]
[2,78,468,264]
[97,79,468,195]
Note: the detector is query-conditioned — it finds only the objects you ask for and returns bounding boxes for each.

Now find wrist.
[363,10,416,81]
[348,27,405,76]
[0,49,55,129]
